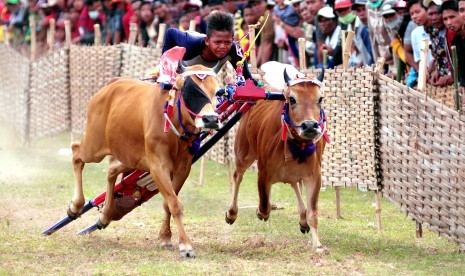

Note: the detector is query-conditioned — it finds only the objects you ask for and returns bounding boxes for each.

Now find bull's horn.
[317,68,324,83]
[212,60,222,74]
[177,60,186,74]
[283,68,291,86]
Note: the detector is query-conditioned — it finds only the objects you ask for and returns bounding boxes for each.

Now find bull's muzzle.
[300,120,320,139]
[202,114,219,130]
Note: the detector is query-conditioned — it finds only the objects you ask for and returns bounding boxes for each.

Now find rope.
[236,13,270,68]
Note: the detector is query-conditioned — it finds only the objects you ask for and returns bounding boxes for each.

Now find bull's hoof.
[96,219,109,230]
[299,222,310,234]
[67,207,80,220]
[160,243,174,251]
[313,245,329,255]
[180,249,196,258]
[256,209,269,222]
[225,211,236,225]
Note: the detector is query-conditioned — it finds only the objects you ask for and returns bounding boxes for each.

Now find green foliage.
[0,125,464,275]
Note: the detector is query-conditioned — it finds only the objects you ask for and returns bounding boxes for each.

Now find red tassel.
[281,122,288,141]
[164,105,173,133]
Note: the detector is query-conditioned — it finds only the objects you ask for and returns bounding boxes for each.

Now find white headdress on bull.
[260,61,324,90]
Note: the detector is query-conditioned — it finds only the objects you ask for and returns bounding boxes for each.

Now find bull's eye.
[289,96,297,106]
[317,96,324,105]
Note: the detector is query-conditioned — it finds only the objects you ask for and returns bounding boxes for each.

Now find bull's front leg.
[256,172,271,221]
[69,143,85,217]
[150,164,195,258]
[290,181,309,233]
[225,169,246,224]
[305,173,326,254]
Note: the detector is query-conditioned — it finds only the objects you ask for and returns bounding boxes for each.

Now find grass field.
[0,124,464,275]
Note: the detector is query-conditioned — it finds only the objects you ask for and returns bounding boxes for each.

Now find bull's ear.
[317,67,324,83]
[283,68,291,86]
[177,60,186,74]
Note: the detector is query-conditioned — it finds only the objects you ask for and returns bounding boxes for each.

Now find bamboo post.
[375,190,382,231]
[93,24,101,45]
[64,19,71,47]
[451,46,461,111]
[416,221,423,238]
[199,156,205,186]
[341,30,346,59]
[156,23,166,49]
[29,15,37,61]
[189,20,196,32]
[335,186,342,219]
[48,18,55,53]
[3,25,9,46]
[322,49,328,69]
[248,25,257,68]
[298,37,306,71]
[342,30,354,70]
[128,22,138,45]
[417,39,428,92]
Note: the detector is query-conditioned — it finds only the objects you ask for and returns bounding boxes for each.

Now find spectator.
[103,0,125,45]
[251,0,277,67]
[317,6,342,68]
[393,0,409,16]
[459,0,465,20]
[236,3,259,56]
[208,0,226,12]
[352,0,374,66]
[73,0,105,44]
[139,0,155,47]
[122,0,142,41]
[272,0,302,64]
[440,0,465,97]
[409,0,433,85]
[23,0,41,44]
[183,0,206,33]
[306,0,329,65]
[366,0,397,71]
[334,0,357,30]
[162,11,256,82]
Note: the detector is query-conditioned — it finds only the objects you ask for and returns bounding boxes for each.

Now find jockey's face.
[205,30,233,59]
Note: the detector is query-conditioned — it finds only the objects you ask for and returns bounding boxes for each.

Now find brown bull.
[225,69,328,253]
[68,63,221,258]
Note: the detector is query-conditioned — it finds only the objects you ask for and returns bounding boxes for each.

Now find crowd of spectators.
[1,0,465,90]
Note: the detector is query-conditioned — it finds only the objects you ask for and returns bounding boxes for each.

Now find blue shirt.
[162,28,254,81]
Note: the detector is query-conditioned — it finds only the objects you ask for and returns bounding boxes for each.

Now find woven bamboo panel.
[70,45,122,135]
[300,66,379,190]
[28,49,70,140]
[377,74,465,251]
[426,84,464,111]
[0,44,30,141]
[119,44,162,78]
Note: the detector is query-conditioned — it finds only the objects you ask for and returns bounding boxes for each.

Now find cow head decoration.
[283,68,325,141]
[175,61,222,130]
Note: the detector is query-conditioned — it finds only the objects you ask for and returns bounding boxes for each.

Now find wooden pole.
[375,190,382,231]
[335,186,342,219]
[416,221,423,238]
[128,22,138,45]
[156,23,166,49]
[199,156,205,186]
[94,24,101,45]
[342,30,354,70]
[228,157,233,194]
[48,18,55,53]
[64,19,71,47]
[298,37,306,71]
[417,39,428,92]
[189,20,196,32]
[322,49,328,69]
[3,25,9,46]
[341,30,346,60]
[248,25,257,68]
[29,15,37,61]
[451,46,461,111]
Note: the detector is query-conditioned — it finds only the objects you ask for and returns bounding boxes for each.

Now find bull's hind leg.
[256,171,272,221]
[69,143,86,217]
[290,182,310,233]
[98,161,133,227]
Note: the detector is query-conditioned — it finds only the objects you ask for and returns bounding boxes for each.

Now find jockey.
[162,11,256,83]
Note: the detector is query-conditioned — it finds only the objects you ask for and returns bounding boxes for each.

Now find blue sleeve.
[361,26,374,65]
[162,28,204,55]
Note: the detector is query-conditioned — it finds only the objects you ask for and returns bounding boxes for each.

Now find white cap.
[423,0,442,8]
[317,6,336,19]
[380,4,396,16]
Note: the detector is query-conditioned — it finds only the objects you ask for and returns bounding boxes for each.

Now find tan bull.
[225,68,328,254]
[68,62,222,258]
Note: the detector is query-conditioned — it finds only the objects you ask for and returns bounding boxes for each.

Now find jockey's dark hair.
[206,11,234,37]
[408,0,426,9]
[84,0,96,6]
[438,0,458,13]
